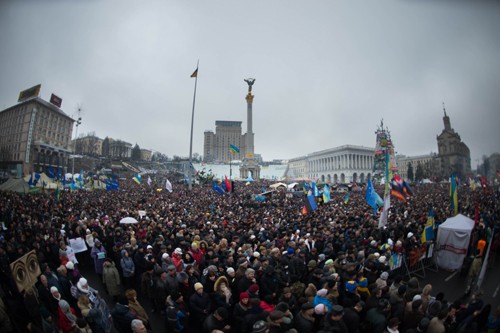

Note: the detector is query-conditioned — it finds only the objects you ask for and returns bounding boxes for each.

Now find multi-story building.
[477,153,500,183]
[397,153,439,181]
[73,134,103,157]
[436,108,471,179]
[203,121,244,163]
[140,149,152,161]
[102,137,132,159]
[286,145,375,183]
[0,96,74,176]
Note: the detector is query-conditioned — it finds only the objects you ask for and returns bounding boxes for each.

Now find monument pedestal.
[240,158,260,180]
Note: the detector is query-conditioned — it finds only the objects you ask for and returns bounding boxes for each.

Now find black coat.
[294,311,315,332]
[111,304,134,333]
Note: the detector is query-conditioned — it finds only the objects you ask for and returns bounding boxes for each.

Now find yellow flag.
[190,68,198,78]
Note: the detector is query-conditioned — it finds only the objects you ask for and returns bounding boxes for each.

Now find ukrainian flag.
[450,174,458,215]
[229,144,240,154]
[421,211,435,243]
[133,174,142,185]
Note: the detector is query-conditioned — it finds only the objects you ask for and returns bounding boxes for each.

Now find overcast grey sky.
[1,1,499,167]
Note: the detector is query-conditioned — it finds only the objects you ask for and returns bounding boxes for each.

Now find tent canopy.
[0,178,30,193]
[439,214,475,231]
[270,182,287,189]
[436,214,475,270]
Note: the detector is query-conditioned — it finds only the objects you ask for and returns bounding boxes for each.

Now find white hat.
[226,267,235,274]
[146,245,153,250]
[250,235,256,240]
[162,253,169,260]
[413,294,422,301]
[387,239,394,246]
[370,240,377,247]
[253,251,260,258]
[174,248,183,255]
[50,286,59,293]
[77,278,89,292]
[380,271,389,280]
[379,256,387,264]
[374,252,380,258]
[407,232,414,239]
[65,261,74,270]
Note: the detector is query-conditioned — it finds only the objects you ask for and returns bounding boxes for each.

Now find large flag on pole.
[322,184,331,203]
[421,209,435,243]
[225,175,231,193]
[378,193,390,229]
[165,179,173,193]
[133,174,142,185]
[450,173,458,215]
[366,178,383,214]
[229,144,240,155]
[147,176,152,186]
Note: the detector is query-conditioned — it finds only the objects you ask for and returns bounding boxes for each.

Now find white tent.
[435,214,475,270]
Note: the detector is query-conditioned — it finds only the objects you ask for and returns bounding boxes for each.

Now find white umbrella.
[119,217,138,224]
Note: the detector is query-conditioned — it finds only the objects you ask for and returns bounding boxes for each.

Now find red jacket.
[57,306,77,333]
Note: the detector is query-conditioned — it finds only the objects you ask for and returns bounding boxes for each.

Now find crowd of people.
[0,177,499,333]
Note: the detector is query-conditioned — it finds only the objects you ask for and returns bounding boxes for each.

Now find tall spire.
[442,102,451,131]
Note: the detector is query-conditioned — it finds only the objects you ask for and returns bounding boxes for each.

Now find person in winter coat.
[102,259,121,302]
[56,299,78,333]
[125,289,150,329]
[111,296,135,333]
[233,292,251,332]
[120,249,135,290]
[77,295,106,333]
[313,288,333,313]
[73,278,112,333]
[365,298,391,333]
[141,265,157,312]
[190,283,212,332]
[213,276,233,311]
[202,307,230,333]
[90,239,107,279]
[294,303,316,332]
[166,291,188,332]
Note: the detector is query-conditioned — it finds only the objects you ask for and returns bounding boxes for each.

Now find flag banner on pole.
[225,175,231,193]
[378,193,391,229]
[343,192,350,204]
[450,174,458,215]
[190,67,198,78]
[165,179,173,193]
[133,174,142,185]
[229,144,240,154]
[322,184,331,203]
[147,176,152,186]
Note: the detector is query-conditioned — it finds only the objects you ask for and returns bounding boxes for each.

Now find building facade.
[436,108,471,179]
[397,153,438,181]
[102,137,132,159]
[0,97,74,176]
[286,145,375,183]
[140,149,152,161]
[74,134,103,157]
[203,121,244,163]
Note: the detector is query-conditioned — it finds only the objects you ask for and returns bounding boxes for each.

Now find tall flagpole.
[188,60,199,191]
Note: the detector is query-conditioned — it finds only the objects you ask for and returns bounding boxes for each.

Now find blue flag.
[47,166,55,179]
[366,179,383,214]
[312,182,320,197]
[33,173,41,186]
[213,182,225,194]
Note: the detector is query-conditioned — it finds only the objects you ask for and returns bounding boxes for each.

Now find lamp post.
[71,116,82,178]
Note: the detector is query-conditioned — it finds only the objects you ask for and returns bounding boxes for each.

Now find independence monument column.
[240,78,261,180]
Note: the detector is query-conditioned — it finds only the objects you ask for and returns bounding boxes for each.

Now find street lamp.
[71,116,82,177]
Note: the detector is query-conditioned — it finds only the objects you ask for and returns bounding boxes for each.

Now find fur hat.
[194,282,203,291]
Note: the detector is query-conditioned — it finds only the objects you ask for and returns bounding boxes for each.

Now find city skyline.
[1,1,499,168]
